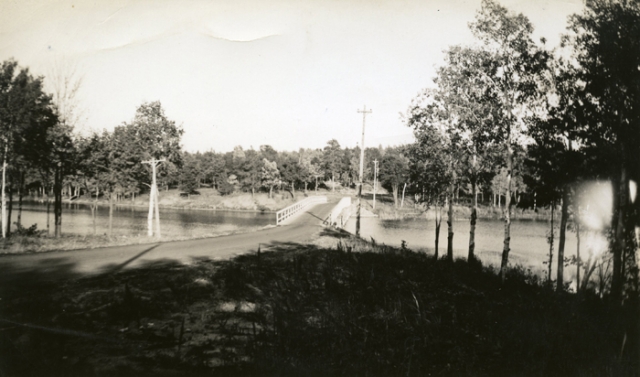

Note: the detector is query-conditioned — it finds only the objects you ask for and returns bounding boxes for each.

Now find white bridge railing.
[276,195,328,225]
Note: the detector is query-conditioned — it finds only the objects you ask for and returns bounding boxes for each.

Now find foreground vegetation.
[1,230,636,376]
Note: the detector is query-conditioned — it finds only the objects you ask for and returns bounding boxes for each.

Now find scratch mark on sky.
[97,6,125,26]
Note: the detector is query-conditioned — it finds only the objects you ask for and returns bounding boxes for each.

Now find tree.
[1,60,58,238]
[76,132,109,234]
[424,44,503,262]
[379,149,409,208]
[406,126,451,259]
[323,139,343,191]
[179,152,200,197]
[124,101,183,237]
[279,155,300,198]
[261,158,280,199]
[469,0,548,279]
[239,149,262,196]
[565,0,640,302]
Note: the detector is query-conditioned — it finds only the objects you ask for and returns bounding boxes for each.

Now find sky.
[0,0,583,153]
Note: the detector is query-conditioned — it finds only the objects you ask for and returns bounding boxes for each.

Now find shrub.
[12,223,45,237]
[217,180,235,196]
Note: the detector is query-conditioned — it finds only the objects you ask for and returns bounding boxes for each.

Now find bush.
[217,180,235,196]
[12,223,45,237]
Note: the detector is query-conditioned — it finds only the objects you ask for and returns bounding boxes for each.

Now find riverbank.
[361,195,556,222]
[61,188,303,212]
[1,190,352,255]
[0,223,277,255]
[0,229,634,376]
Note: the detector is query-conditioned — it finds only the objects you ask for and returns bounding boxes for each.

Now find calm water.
[13,202,274,239]
[345,215,592,278]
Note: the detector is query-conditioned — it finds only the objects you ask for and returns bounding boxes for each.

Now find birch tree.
[469,0,547,279]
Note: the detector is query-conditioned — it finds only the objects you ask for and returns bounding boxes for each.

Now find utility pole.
[357,106,372,191]
[356,105,372,237]
[142,158,165,238]
[373,159,378,209]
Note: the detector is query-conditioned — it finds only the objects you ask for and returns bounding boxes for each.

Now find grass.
[0,229,637,376]
[68,188,322,212]
[0,225,273,255]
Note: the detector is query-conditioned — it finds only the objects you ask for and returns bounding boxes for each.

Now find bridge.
[0,196,353,288]
[276,195,328,225]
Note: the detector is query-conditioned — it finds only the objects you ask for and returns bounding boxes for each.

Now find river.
[13,202,603,285]
[344,215,607,282]
[13,202,274,239]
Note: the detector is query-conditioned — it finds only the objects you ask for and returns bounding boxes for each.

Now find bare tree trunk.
[7,183,13,237]
[469,178,478,262]
[1,145,7,238]
[611,162,627,302]
[434,204,441,260]
[500,145,513,282]
[557,188,570,292]
[54,164,62,238]
[17,171,24,228]
[46,192,51,235]
[447,185,454,262]
[576,213,581,292]
[109,191,114,236]
[92,186,98,235]
[392,184,399,208]
[548,200,555,286]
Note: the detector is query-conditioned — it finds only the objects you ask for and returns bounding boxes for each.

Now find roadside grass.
[0,230,635,376]
[0,224,271,255]
[67,188,326,212]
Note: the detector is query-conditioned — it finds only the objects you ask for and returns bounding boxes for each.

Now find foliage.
[217,179,235,196]
[261,158,280,198]
[379,148,409,207]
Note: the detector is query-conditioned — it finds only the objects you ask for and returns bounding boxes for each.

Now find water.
[13,202,274,239]
[345,215,595,278]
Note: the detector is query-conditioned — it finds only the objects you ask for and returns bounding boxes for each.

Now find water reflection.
[16,202,274,239]
[345,216,581,275]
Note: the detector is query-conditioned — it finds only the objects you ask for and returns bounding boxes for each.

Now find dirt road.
[0,202,336,289]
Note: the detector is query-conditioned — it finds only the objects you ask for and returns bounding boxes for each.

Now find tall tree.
[323,139,343,191]
[427,45,503,262]
[469,0,547,279]
[261,158,280,199]
[406,125,452,259]
[123,101,183,237]
[379,149,409,208]
[565,0,640,302]
[0,60,58,237]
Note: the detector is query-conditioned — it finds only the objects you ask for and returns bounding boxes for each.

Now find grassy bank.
[0,224,271,255]
[63,188,318,212]
[359,193,556,222]
[1,229,635,376]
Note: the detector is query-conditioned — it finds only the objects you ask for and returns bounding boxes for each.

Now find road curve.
[0,202,336,288]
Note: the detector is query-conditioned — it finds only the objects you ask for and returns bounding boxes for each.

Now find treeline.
[401,0,640,307]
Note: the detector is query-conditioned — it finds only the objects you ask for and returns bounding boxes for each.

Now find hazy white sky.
[0,0,583,153]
